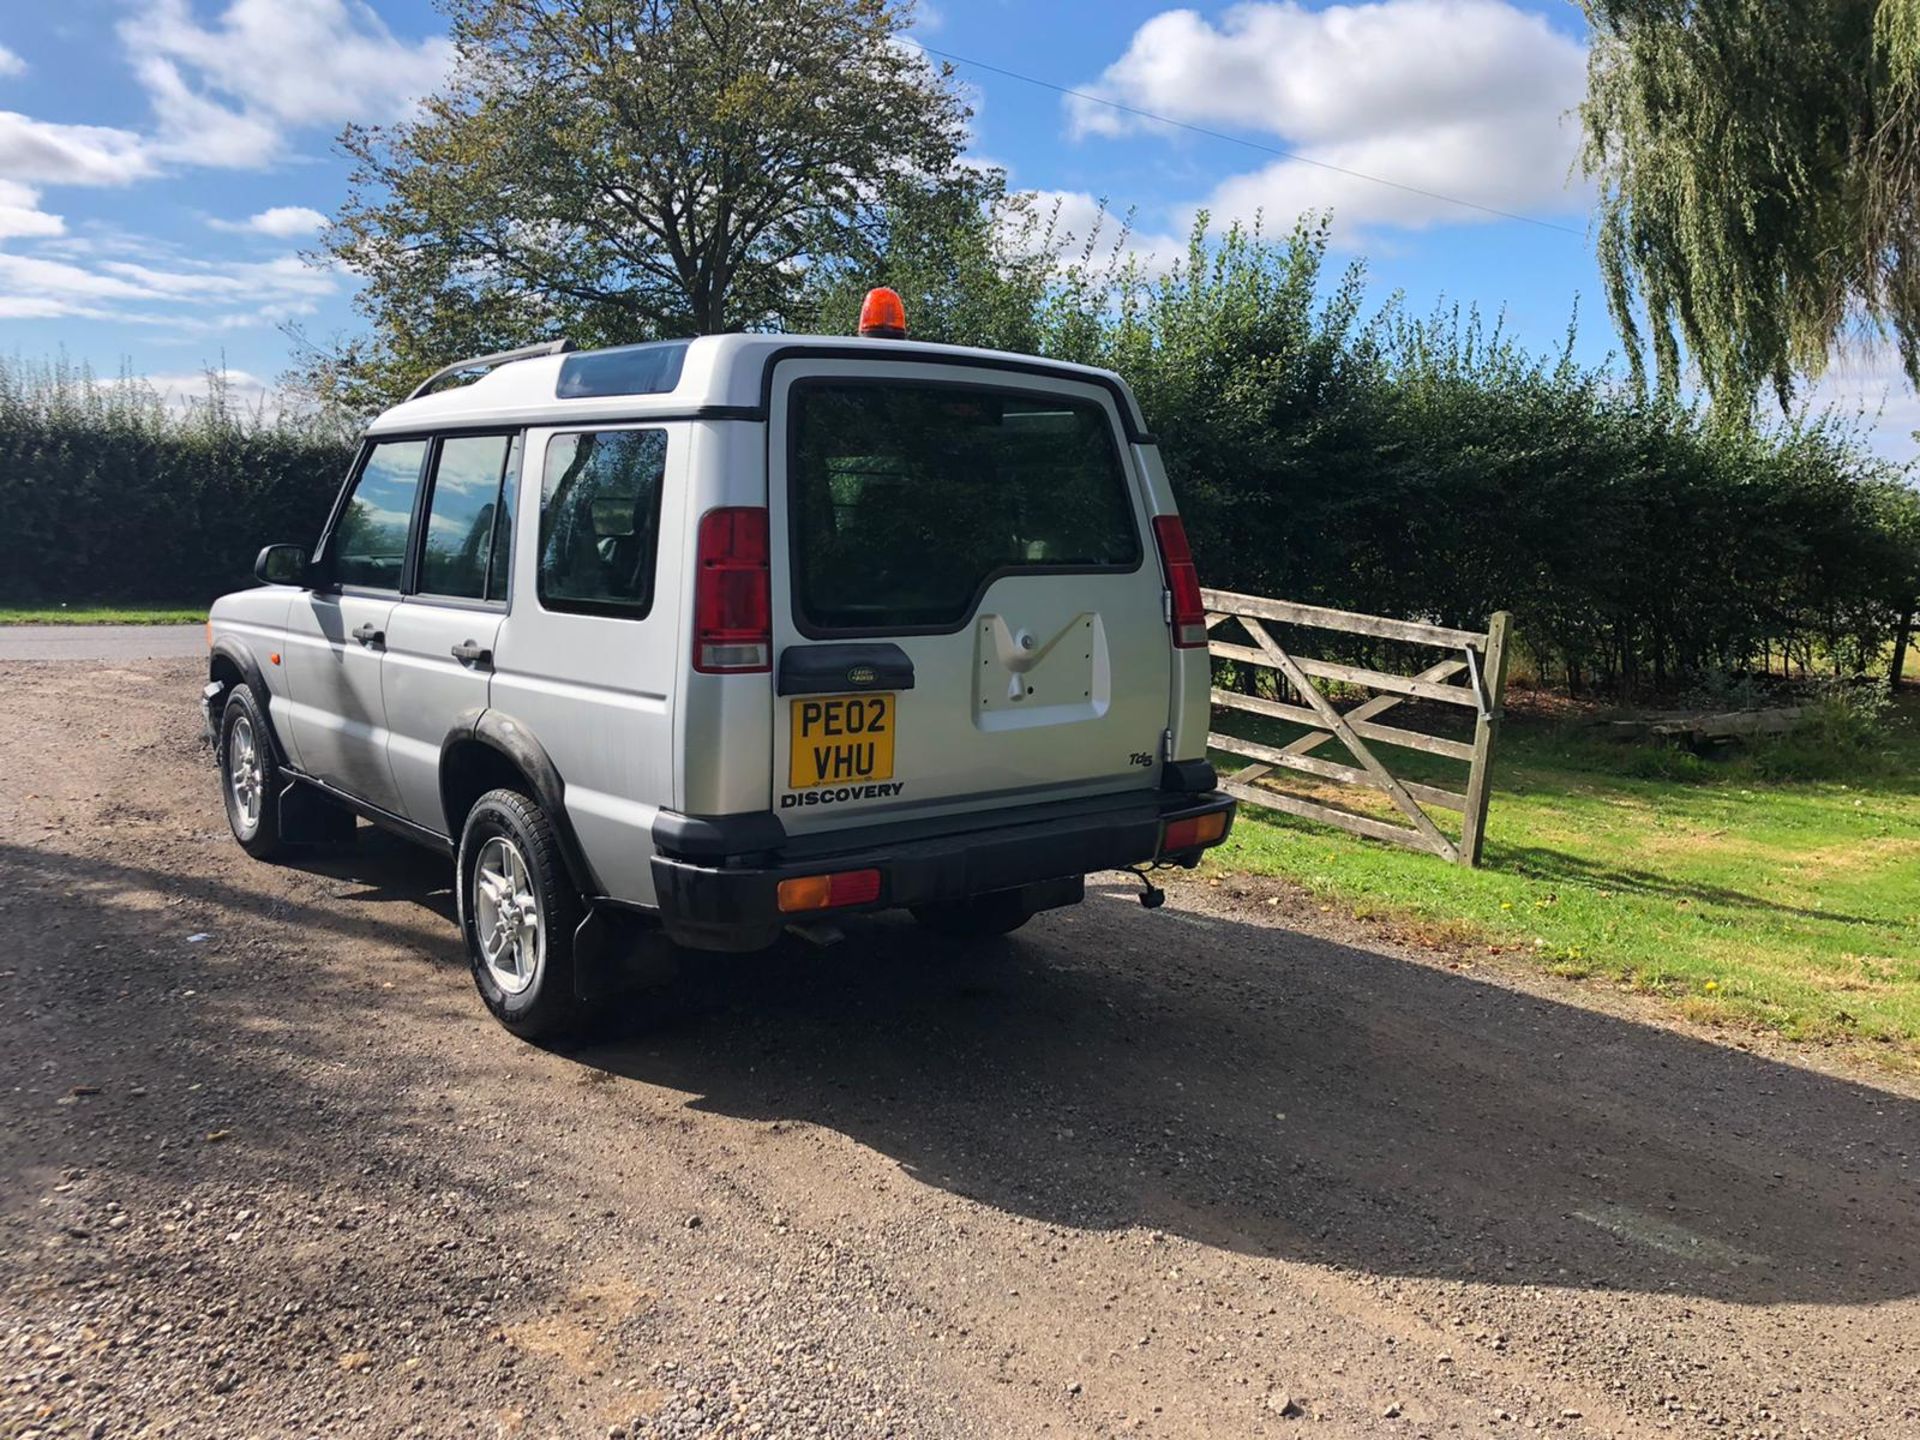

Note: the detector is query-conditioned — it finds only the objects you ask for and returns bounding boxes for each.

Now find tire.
[910,889,1034,940]
[218,686,286,860]
[457,787,585,1040]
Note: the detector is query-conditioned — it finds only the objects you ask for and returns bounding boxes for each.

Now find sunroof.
[555,341,690,399]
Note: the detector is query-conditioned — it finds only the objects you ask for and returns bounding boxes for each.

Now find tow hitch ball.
[1124,865,1166,910]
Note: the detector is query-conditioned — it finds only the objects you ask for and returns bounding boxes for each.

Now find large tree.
[309,0,970,407]
[1580,0,1920,407]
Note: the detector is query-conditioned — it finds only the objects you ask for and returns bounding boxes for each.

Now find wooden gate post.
[1459,610,1513,867]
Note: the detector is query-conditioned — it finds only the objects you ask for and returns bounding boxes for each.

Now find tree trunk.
[1892,603,1916,689]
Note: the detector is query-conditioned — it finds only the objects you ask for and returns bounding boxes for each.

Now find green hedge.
[0,362,355,604]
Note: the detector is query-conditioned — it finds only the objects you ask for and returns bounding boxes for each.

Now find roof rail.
[404,338,577,402]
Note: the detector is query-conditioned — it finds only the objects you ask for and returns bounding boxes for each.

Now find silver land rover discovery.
[205,302,1234,1037]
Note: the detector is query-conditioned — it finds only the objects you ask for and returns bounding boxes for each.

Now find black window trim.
[410,428,523,610]
[534,423,672,623]
[311,434,432,598]
[780,373,1147,642]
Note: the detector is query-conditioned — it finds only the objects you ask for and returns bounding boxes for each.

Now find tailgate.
[768,358,1172,834]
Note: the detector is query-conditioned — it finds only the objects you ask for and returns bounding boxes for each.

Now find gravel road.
[0,625,205,661]
[3,658,1917,1439]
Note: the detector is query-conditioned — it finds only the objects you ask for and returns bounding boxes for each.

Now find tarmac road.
[0,623,205,661]
[1,657,1916,1437]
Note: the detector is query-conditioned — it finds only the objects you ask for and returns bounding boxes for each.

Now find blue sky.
[0,0,1913,456]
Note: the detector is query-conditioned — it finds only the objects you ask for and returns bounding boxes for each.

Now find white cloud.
[0,3,450,190]
[141,367,276,415]
[0,246,334,326]
[1013,189,1190,278]
[121,0,453,165]
[0,111,157,186]
[211,204,329,238]
[135,55,281,169]
[1201,110,1584,238]
[0,2,442,337]
[0,44,27,78]
[0,180,62,239]
[1071,0,1588,238]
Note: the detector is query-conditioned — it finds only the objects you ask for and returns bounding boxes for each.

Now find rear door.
[769,359,1171,834]
[381,431,518,830]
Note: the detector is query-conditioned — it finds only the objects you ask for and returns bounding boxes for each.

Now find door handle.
[351,622,385,648]
[450,640,493,668]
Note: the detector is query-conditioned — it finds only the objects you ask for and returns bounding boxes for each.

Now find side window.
[538,429,667,617]
[333,439,427,591]
[418,434,513,601]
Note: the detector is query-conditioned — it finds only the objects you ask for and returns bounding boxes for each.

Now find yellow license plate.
[789,692,896,789]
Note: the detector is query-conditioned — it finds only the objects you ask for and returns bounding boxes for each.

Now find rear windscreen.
[789,380,1142,632]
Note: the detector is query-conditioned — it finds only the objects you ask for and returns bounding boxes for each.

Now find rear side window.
[333,439,427,591]
[555,342,689,399]
[538,429,668,617]
[790,381,1142,632]
[418,434,514,601]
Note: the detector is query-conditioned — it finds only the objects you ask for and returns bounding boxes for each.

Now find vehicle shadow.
[5,833,1915,1311]
[281,823,460,927]
[572,890,1920,1309]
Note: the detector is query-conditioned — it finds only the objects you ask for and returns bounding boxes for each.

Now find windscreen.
[790,380,1142,632]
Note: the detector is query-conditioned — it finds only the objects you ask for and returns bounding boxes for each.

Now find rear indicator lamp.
[692,506,771,673]
[1161,811,1228,853]
[1152,514,1207,648]
[776,868,883,913]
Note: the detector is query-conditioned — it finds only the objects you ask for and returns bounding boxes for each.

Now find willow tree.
[1580,0,1920,407]
[308,0,969,409]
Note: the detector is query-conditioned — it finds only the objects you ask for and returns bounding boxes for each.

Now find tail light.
[693,507,771,673]
[1161,810,1228,853]
[777,868,883,913]
[1152,514,1207,648]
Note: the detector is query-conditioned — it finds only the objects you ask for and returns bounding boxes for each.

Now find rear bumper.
[650,780,1235,951]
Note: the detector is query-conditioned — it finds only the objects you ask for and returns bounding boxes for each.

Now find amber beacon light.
[857,286,908,339]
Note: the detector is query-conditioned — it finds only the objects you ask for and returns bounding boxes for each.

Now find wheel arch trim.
[208,637,289,766]
[439,709,600,896]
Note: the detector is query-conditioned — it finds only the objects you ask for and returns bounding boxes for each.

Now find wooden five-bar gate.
[1202,590,1513,866]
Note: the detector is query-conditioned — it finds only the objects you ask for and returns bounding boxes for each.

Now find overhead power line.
[918,43,1585,240]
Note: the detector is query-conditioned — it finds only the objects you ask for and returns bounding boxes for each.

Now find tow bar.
[1122,864,1166,909]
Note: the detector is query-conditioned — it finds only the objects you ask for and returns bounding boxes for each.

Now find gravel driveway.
[2,658,1917,1438]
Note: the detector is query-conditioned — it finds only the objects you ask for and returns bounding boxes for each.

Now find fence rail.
[1203,589,1513,866]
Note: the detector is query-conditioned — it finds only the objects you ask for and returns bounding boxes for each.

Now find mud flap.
[573,905,680,1004]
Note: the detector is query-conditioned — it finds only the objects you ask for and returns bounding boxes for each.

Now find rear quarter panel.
[1129,442,1212,762]
[671,418,775,819]
[486,421,692,905]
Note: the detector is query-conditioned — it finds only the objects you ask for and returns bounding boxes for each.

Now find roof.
[364,333,1149,438]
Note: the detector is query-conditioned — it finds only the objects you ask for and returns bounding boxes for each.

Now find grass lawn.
[1208,692,1920,1057]
[0,605,207,625]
